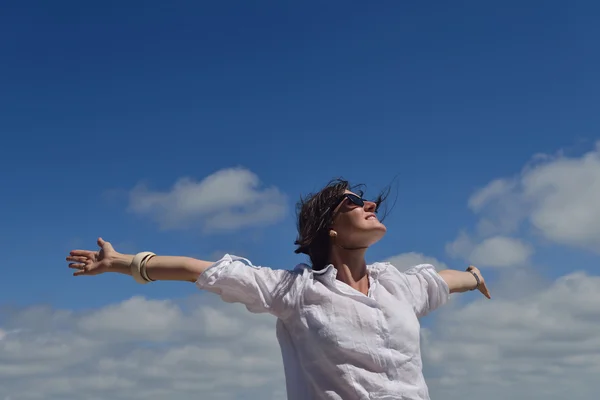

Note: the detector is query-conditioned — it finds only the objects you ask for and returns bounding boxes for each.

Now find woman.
[66,179,490,400]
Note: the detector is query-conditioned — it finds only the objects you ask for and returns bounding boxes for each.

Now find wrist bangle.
[131,252,155,284]
[466,266,480,290]
[140,253,156,282]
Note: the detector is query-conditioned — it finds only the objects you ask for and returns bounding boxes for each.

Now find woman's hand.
[467,265,491,299]
[438,266,491,299]
[66,237,119,276]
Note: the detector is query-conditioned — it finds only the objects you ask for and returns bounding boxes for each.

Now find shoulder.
[375,260,438,275]
[290,262,327,285]
[371,261,440,287]
[198,254,305,291]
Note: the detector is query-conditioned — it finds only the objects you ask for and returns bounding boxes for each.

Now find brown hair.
[293,178,391,270]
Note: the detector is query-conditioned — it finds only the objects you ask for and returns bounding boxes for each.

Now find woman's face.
[329,190,387,249]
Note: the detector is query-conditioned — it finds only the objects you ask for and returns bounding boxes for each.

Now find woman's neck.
[328,248,369,295]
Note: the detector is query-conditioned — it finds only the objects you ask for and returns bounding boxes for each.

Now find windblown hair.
[294,178,391,270]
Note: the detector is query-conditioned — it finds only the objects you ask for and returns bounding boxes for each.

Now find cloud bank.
[2,267,599,400]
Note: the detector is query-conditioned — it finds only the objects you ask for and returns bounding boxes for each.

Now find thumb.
[97,237,114,251]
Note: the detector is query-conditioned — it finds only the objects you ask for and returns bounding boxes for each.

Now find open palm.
[66,237,116,276]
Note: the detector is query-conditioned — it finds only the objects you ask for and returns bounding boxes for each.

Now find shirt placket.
[371,279,392,370]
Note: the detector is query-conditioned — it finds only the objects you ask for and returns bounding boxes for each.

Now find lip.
[365,213,377,220]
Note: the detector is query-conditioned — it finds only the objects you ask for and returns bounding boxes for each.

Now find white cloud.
[468,178,515,212]
[468,141,600,252]
[2,267,599,400]
[470,236,533,266]
[385,252,449,271]
[424,271,600,400]
[446,233,533,268]
[0,294,286,400]
[77,296,184,342]
[128,167,287,232]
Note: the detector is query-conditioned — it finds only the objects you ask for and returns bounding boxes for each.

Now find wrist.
[470,273,478,290]
[465,268,480,290]
[111,253,134,274]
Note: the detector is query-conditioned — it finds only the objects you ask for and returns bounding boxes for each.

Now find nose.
[364,201,376,212]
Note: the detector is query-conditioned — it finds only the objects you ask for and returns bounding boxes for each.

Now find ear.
[329,230,337,238]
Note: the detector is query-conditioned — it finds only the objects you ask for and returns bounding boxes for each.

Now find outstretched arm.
[66,238,212,282]
[67,237,298,317]
[438,266,491,299]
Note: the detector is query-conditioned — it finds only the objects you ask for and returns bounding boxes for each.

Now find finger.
[68,262,86,270]
[97,237,105,247]
[480,281,491,299]
[70,250,95,258]
[66,256,88,263]
[73,268,100,276]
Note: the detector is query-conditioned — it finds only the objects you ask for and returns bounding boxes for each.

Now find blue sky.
[2,2,600,399]
[1,0,599,316]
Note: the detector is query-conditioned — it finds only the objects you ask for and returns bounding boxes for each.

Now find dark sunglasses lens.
[346,194,364,206]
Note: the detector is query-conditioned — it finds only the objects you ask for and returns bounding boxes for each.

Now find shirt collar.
[313,264,338,283]
[298,262,388,283]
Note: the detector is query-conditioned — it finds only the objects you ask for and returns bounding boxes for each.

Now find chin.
[374,226,387,239]
[363,223,387,244]
[370,220,387,232]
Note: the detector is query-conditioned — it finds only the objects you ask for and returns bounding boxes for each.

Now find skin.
[326,190,385,295]
[66,190,491,299]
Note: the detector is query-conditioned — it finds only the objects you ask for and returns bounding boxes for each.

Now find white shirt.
[196,254,449,400]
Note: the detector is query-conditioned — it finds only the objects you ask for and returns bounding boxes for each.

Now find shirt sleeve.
[195,254,300,318]
[382,263,450,317]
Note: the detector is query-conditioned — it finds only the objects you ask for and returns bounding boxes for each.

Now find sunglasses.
[334,193,377,212]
